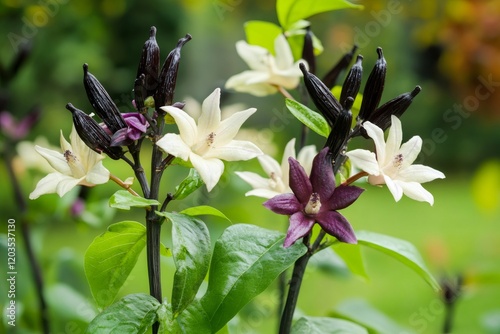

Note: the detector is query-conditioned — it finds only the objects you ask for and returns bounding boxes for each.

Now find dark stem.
[443,303,455,334]
[3,147,50,334]
[126,140,150,197]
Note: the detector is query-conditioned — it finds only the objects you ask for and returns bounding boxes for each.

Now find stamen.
[304,192,321,215]
[206,132,216,146]
[392,153,403,168]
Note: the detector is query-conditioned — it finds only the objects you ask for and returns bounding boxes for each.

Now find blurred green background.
[1,0,500,333]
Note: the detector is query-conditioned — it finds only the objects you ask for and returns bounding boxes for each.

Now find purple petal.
[123,113,148,132]
[110,128,133,146]
[126,128,143,141]
[284,212,315,247]
[316,211,357,244]
[326,184,364,211]
[288,157,312,204]
[309,147,336,200]
[263,193,302,216]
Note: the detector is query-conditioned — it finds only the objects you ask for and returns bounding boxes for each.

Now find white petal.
[216,108,257,145]
[205,140,262,161]
[386,116,403,159]
[246,188,282,199]
[297,144,317,175]
[235,41,269,71]
[189,153,224,192]
[60,129,72,152]
[398,164,445,183]
[235,171,270,190]
[35,145,71,175]
[345,149,380,175]
[183,96,202,120]
[398,181,435,205]
[156,133,191,160]
[259,154,282,178]
[399,136,422,167]
[161,106,198,146]
[85,161,110,185]
[198,88,221,135]
[383,174,403,202]
[29,172,64,199]
[56,176,85,197]
[274,34,294,70]
[281,138,297,186]
[363,121,386,164]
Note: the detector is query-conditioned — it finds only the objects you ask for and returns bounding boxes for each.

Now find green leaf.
[47,284,97,322]
[356,230,440,291]
[173,169,204,200]
[86,293,160,334]
[201,224,307,332]
[244,20,282,54]
[292,316,368,334]
[285,99,329,138]
[175,300,212,334]
[277,0,363,29]
[158,212,211,317]
[109,190,160,210]
[331,299,413,334]
[309,247,350,277]
[471,159,500,213]
[84,221,146,308]
[179,205,231,222]
[332,242,368,280]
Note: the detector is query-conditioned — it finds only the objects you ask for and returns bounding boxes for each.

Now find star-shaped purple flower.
[109,112,149,146]
[264,147,364,247]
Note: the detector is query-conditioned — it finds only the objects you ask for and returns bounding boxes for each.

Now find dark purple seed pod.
[83,64,127,133]
[136,26,160,97]
[66,103,123,160]
[358,47,387,122]
[154,34,191,111]
[300,62,342,127]
[322,44,358,89]
[134,74,146,111]
[340,55,363,109]
[325,101,353,163]
[302,27,316,75]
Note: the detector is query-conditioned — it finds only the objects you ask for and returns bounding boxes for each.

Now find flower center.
[392,153,404,169]
[64,150,86,178]
[193,132,216,156]
[304,192,321,215]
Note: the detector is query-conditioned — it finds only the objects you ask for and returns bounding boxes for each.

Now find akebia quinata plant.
[29,1,446,333]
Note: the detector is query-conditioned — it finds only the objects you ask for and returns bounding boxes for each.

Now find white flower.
[345,116,445,205]
[225,34,304,96]
[236,138,317,199]
[29,126,110,200]
[157,88,263,191]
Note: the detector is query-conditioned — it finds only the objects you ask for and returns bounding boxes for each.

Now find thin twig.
[109,174,139,196]
[343,171,368,186]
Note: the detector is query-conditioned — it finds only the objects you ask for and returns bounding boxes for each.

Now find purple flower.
[264,147,364,247]
[0,107,40,140]
[109,112,149,146]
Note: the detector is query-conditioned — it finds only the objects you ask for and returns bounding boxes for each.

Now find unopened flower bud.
[66,103,123,160]
[302,26,316,75]
[300,62,342,127]
[358,47,386,122]
[154,34,192,110]
[136,26,160,96]
[325,102,352,163]
[322,45,357,89]
[367,85,421,133]
[83,64,127,133]
[340,55,363,109]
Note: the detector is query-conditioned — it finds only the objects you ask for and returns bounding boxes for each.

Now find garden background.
[1,0,500,333]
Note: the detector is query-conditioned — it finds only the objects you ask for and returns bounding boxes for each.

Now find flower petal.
[398,164,445,183]
[226,72,278,96]
[161,106,198,146]
[345,149,380,176]
[216,108,257,145]
[198,88,222,135]
[235,40,270,71]
[383,174,403,202]
[156,133,192,160]
[189,153,224,192]
[56,175,86,197]
[85,161,110,185]
[259,154,282,179]
[363,121,386,165]
[385,115,403,160]
[398,180,435,205]
[284,212,315,247]
[263,193,302,215]
[327,185,364,211]
[280,138,297,187]
[34,145,71,175]
[274,34,294,71]
[288,157,312,204]
[246,188,281,199]
[235,171,270,190]
[399,136,422,167]
[297,144,317,176]
[316,211,357,244]
[309,148,336,200]
[29,172,63,199]
[205,140,262,161]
